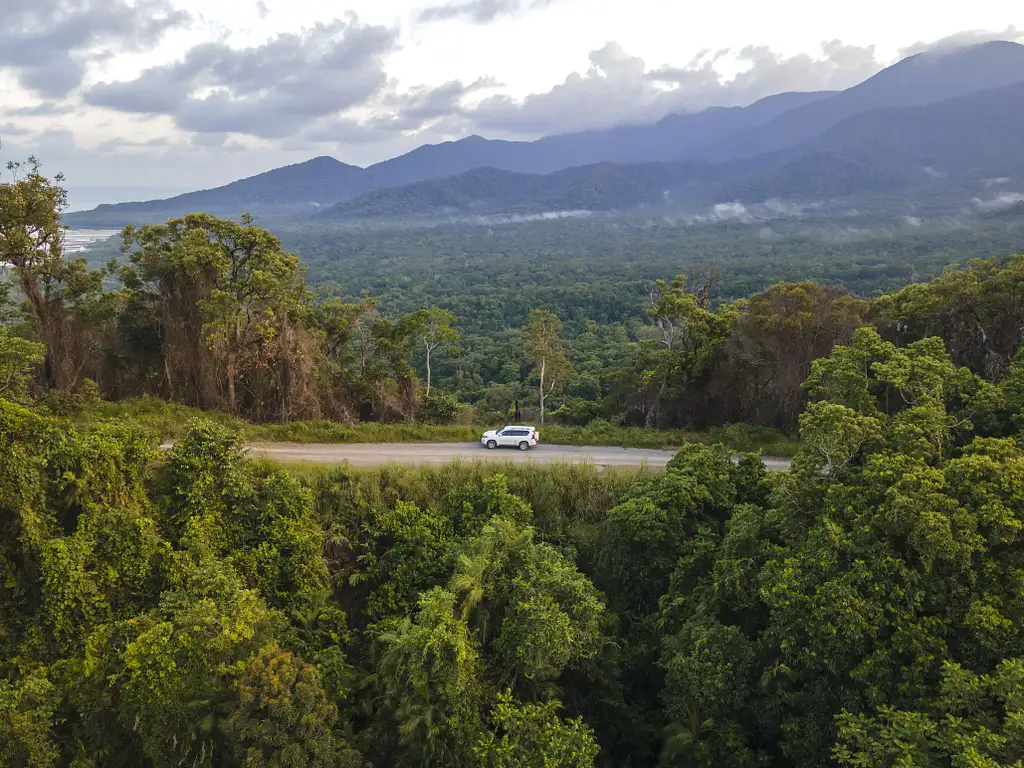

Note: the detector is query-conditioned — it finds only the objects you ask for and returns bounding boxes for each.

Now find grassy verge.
[85,397,799,457]
[251,459,650,536]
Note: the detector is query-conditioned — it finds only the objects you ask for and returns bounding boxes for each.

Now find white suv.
[481,426,539,451]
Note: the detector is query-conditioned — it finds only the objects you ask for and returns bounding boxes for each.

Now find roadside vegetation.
[86,397,800,455]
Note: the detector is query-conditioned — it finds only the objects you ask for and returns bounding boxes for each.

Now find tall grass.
[285,459,648,539]
[88,397,246,435]
[85,396,799,456]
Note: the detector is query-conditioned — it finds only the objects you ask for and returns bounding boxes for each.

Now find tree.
[644,275,728,427]
[346,294,379,378]
[713,282,869,430]
[449,516,605,691]
[0,668,60,768]
[0,157,105,390]
[834,660,1024,768]
[409,308,459,395]
[475,691,599,768]
[122,213,314,419]
[316,297,363,372]
[873,254,1024,379]
[0,281,44,404]
[0,325,43,403]
[100,551,278,768]
[524,310,571,425]
[372,588,485,767]
[227,643,358,768]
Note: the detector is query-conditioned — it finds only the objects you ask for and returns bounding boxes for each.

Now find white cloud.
[973,192,1024,212]
[467,40,883,135]
[899,25,1024,56]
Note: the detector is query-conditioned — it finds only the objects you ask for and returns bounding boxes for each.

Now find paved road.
[202,442,794,471]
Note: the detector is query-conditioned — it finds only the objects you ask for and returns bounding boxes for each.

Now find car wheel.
[518,441,530,452]
[486,440,497,450]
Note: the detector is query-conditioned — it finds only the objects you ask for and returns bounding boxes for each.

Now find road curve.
[207,442,794,471]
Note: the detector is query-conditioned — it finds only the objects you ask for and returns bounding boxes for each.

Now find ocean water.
[64,229,121,252]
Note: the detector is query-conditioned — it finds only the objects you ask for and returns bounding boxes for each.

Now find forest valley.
[4,159,1024,437]
[3,158,1024,767]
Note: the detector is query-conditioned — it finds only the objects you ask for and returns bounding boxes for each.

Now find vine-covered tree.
[644,275,727,427]
[0,157,105,391]
[121,213,317,420]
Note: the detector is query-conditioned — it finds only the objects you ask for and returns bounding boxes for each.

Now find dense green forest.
[4,308,1024,766]
[56,176,1024,435]
[5,153,1024,765]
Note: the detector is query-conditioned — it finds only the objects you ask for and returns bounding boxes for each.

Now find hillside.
[722,79,1024,202]
[357,90,831,186]
[689,40,1024,163]
[316,80,1024,220]
[318,161,719,220]
[64,91,829,227]
[65,156,366,227]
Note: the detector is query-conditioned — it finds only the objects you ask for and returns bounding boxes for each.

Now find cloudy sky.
[1,0,1022,208]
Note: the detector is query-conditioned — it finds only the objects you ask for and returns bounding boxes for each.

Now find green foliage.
[371,587,485,766]
[834,659,1024,767]
[5,315,1024,767]
[476,690,600,768]
[227,643,359,768]
[452,516,605,688]
[0,667,61,768]
[104,553,276,767]
[0,324,44,403]
[420,390,462,424]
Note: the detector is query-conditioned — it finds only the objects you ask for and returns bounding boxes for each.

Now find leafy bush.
[420,391,462,425]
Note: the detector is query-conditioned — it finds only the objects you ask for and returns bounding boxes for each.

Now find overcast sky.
[1,0,1022,208]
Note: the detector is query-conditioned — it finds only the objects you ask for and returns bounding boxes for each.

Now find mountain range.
[64,41,1024,228]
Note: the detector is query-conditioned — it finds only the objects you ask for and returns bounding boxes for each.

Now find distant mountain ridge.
[317,161,720,221]
[63,40,1024,228]
[319,80,1024,221]
[686,40,1024,163]
[64,91,833,227]
[81,156,364,220]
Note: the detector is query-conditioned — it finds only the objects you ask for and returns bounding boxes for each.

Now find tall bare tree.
[524,309,571,425]
[408,308,459,395]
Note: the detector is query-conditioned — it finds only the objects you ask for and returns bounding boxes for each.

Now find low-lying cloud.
[465,209,593,224]
[696,198,819,224]
[973,192,1024,212]
[900,26,1024,57]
